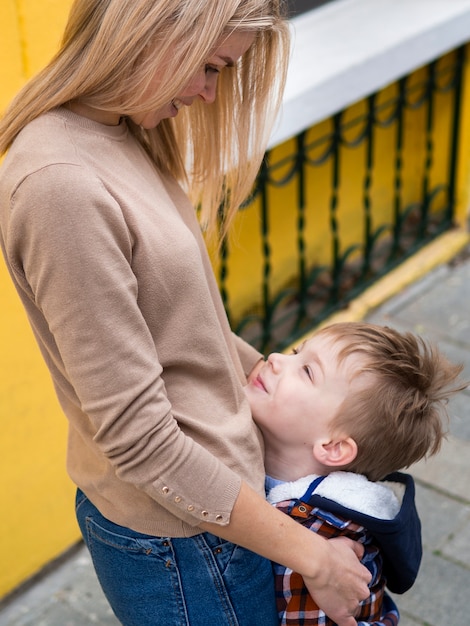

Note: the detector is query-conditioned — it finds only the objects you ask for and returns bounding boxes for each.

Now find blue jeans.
[75,489,278,626]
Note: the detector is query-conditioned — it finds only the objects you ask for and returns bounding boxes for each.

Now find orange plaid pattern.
[273,500,399,626]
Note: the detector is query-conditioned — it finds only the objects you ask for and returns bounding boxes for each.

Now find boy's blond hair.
[318,322,466,481]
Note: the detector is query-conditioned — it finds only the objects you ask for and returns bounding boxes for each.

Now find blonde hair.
[0,0,290,242]
[317,322,466,481]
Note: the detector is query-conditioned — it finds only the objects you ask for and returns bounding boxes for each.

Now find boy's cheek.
[246,358,265,384]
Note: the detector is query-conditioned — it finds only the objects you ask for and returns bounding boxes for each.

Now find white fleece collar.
[267,471,403,520]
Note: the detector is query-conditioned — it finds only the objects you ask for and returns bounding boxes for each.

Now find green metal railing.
[219,46,465,352]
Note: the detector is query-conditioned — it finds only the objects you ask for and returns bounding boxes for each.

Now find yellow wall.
[0,0,76,600]
[457,46,470,226]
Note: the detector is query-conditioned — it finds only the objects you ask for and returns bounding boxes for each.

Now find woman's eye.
[291,348,299,355]
[205,64,220,74]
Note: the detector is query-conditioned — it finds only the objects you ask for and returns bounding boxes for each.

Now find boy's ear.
[313,436,358,468]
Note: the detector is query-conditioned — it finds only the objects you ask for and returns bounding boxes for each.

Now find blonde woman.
[0,2,370,624]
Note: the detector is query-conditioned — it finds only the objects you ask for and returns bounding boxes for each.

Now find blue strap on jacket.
[299,471,422,594]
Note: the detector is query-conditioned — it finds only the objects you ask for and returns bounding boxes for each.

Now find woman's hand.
[201,482,371,625]
[303,536,370,625]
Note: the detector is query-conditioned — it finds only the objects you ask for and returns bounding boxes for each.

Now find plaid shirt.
[273,498,400,626]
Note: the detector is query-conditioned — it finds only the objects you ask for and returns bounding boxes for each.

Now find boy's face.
[245,333,364,454]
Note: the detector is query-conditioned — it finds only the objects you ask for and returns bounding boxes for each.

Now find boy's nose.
[267,352,285,373]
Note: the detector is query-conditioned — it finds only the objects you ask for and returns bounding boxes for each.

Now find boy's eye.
[303,365,314,381]
[292,346,313,380]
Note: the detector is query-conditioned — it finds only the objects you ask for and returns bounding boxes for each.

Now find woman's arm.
[201,481,371,626]
[231,332,265,380]
[7,158,368,622]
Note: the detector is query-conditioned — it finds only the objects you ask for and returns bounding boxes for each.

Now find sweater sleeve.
[231,332,264,379]
[5,163,243,527]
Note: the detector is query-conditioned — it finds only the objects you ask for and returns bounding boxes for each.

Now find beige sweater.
[0,108,265,536]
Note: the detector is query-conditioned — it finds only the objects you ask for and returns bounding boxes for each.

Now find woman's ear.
[313,436,358,468]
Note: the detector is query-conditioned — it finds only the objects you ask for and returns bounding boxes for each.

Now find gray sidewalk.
[1,245,469,626]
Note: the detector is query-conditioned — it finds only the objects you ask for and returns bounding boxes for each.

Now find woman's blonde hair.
[0,0,290,242]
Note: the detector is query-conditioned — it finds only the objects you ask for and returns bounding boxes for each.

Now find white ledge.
[269,0,470,147]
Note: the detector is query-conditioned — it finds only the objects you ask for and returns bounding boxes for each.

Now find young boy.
[245,322,466,626]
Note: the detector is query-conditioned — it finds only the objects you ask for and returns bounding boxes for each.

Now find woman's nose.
[185,69,218,104]
[198,72,218,104]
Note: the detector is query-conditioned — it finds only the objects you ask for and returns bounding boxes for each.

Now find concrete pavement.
[0,241,469,626]
[366,244,470,626]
